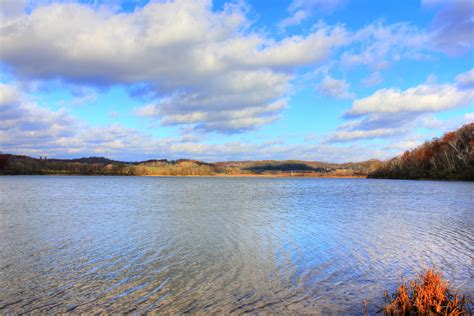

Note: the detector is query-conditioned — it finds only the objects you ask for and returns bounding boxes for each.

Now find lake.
[0,176,473,314]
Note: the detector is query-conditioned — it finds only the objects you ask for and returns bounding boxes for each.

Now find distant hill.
[68,157,127,164]
[2,124,472,180]
[0,154,381,177]
[369,123,474,180]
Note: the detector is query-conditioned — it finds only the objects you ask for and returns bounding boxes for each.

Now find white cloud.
[1,82,390,163]
[423,0,474,55]
[327,128,399,142]
[0,83,76,148]
[0,0,27,19]
[0,83,156,157]
[288,0,346,12]
[421,115,445,129]
[341,22,430,70]
[456,68,474,88]
[383,111,474,153]
[316,75,355,99]
[422,112,474,131]
[71,93,97,106]
[324,111,417,144]
[0,0,347,133]
[135,95,287,133]
[361,72,383,87]
[279,10,308,29]
[1,1,472,161]
[347,83,474,116]
[279,0,346,29]
[326,70,474,144]
[0,82,20,106]
[464,113,474,123]
[382,135,426,153]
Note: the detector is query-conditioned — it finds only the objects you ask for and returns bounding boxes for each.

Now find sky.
[0,0,473,162]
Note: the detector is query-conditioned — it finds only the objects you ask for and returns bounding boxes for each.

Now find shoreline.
[0,153,379,179]
[144,173,367,178]
[0,173,368,178]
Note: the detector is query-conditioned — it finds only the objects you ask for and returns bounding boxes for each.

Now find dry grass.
[381,268,471,315]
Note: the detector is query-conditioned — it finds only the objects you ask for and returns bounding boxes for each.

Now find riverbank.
[368,123,473,181]
[144,173,367,178]
[0,173,367,178]
[0,154,379,178]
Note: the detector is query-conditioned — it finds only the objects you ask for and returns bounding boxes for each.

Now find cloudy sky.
[1,0,473,162]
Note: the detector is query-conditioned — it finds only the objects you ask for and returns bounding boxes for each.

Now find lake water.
[0,176,473,314]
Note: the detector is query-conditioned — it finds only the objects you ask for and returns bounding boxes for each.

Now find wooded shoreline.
[368,123,473,181]
[0,154,378,178]
[1,123,472,180]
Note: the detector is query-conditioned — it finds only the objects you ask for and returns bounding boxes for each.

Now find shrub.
[381,268,471,315]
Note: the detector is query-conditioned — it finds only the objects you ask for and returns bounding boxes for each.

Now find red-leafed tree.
[369,123,474,180]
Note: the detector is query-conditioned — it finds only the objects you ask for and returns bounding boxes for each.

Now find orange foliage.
[369,123,474,180]
[402,151,411,162]
[413,147,433,164]
[383,268,471,315]
[442,131,456,143]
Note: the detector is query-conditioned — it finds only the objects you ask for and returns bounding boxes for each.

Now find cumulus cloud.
[289,0,346,13]
[387,111,474,153]
[0,83,76,148]
[0,83,158,157]
[1,1,471,161]
[382,136,426,152]
[342,112,417,131]
[71,93,97,106]
[0,0,347,133]
[361,72,383,87]
[316,75,355,99]
[0,0,27,18]
[347,83,474,116]
[423,0,474,55]
[163,140,390,163]
[325,112,415,143]
[1,82,391,162]
[456,68,474,88]
[279,10,308,29]
[341,22,430,70]
[464,113,474,122]
[326,70,474,144]
[327,128,399,142]
[422,112,474,131]
[280,0,346,28]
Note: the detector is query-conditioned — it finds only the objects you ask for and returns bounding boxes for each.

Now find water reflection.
[1,176,473,314]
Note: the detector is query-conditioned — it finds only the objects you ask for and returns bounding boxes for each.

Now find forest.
[1,123,472,179]
[0,154,381,177]
[369,123,474,180]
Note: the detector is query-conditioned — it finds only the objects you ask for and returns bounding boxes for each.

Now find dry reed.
[381,268,471,315]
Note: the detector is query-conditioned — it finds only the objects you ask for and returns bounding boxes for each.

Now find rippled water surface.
[0,176,473,314]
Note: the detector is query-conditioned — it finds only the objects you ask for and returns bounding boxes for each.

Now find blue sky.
[0,0,473,162]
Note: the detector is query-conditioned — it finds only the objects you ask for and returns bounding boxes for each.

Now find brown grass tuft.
[382,268,471,315]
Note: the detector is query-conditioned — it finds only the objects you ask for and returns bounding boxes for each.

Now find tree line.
[0,154,379,177]
[369,123,474,180]
[6,122,471,180]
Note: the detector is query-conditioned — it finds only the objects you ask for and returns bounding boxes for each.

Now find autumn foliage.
[0,155,381,176]
[382,268,471,315]
[370,123,474,180]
